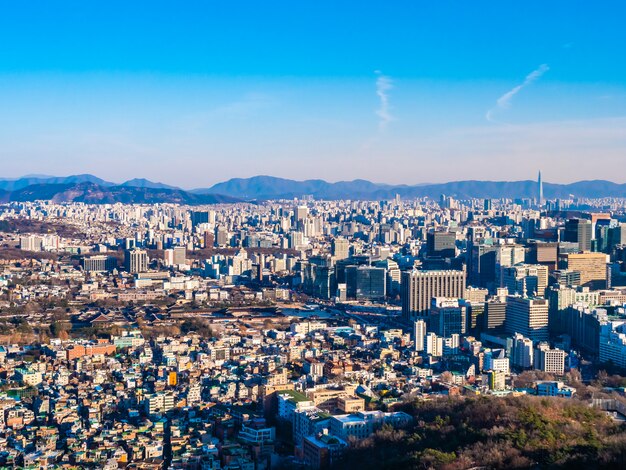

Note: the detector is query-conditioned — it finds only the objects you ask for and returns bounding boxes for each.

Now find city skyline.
[0,1,625,186]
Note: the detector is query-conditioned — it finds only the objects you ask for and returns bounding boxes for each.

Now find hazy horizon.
[4,172,626,192]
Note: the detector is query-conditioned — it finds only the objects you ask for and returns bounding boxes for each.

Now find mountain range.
[0,174,624,203]
[194,175,626,200]
[0,176,238,205]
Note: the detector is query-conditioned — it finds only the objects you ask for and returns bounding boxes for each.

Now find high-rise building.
[511,333,534,370]
[332,237,350,260]
[190,210,209,227]
[215,227,230,247]
[565,252,608,289]
[401,269,466,322]
[527,241,558,271]
[383,260,402,296]
[426,231,456,258]
[607,224,626,253]
[429,298,467,337]
[564,218,592,252]
[495,244,526,287]
[295,206,309,222]
[537,170,544,206]
[81,255,117,273]
[425,332,443,357]
[534,343,566,374]
[302,257,336,300]
[550,269,582,287]
[172,246,186,265]
[469,243,498,289]
[505,296,549,342]
[124,249,149,274]
[345,266,386,301]
[414,320,426,352]
[483,299,507,332]
[502,264,549,297]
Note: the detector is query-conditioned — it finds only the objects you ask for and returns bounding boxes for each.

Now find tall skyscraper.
[537,170,544,206]
[401,269,466,322]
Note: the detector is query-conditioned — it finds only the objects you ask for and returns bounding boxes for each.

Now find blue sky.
[0,1,625,187]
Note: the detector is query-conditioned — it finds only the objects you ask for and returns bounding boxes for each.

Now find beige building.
[401,269,466,322]
[565,252,608,289]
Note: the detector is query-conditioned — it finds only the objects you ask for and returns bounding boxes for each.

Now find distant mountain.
[194,176,626,200]
[192,175,395,200]
[0,182,239,205]
[2,173,626,202]
[120,178,179,190]
[0,174,114,191]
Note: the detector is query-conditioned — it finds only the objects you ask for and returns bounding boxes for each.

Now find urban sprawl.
[1,176,626,469]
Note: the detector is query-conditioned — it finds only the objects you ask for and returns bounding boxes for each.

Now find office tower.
[429,298,467,337]
[607,224,626,253]
[550,269,581,287]
[550,303,604,356]
[401,269,466,322]
[527,241,558,271]
[510,333,534,370]
[483,299,507,331]
[483,199,492,211]
[537,170,544,206]
[414,320,426,352]
[495,244,525,287]
[534,343,566,374]
[295,206,309,222]
[502,264,549,297]
[464,287,488,303]
[345,266,386,301]
[190,210,209,227]
[564,218,592,252]
[505,296,549,342]
[302,257,336,300]
[124,249,148,274]
[289,231,305,249]
[565,252,608,289]
[460,299,485,333]
[332,237,350,260]
[173,246,186,265]
[81,255,117,273]
[376,259,401,296]
[215,227,230,247]
[426,230,456,258]
[469,243,497,289]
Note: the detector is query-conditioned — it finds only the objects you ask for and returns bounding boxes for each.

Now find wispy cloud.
[486,64,549,122]
[375,70,394,130]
